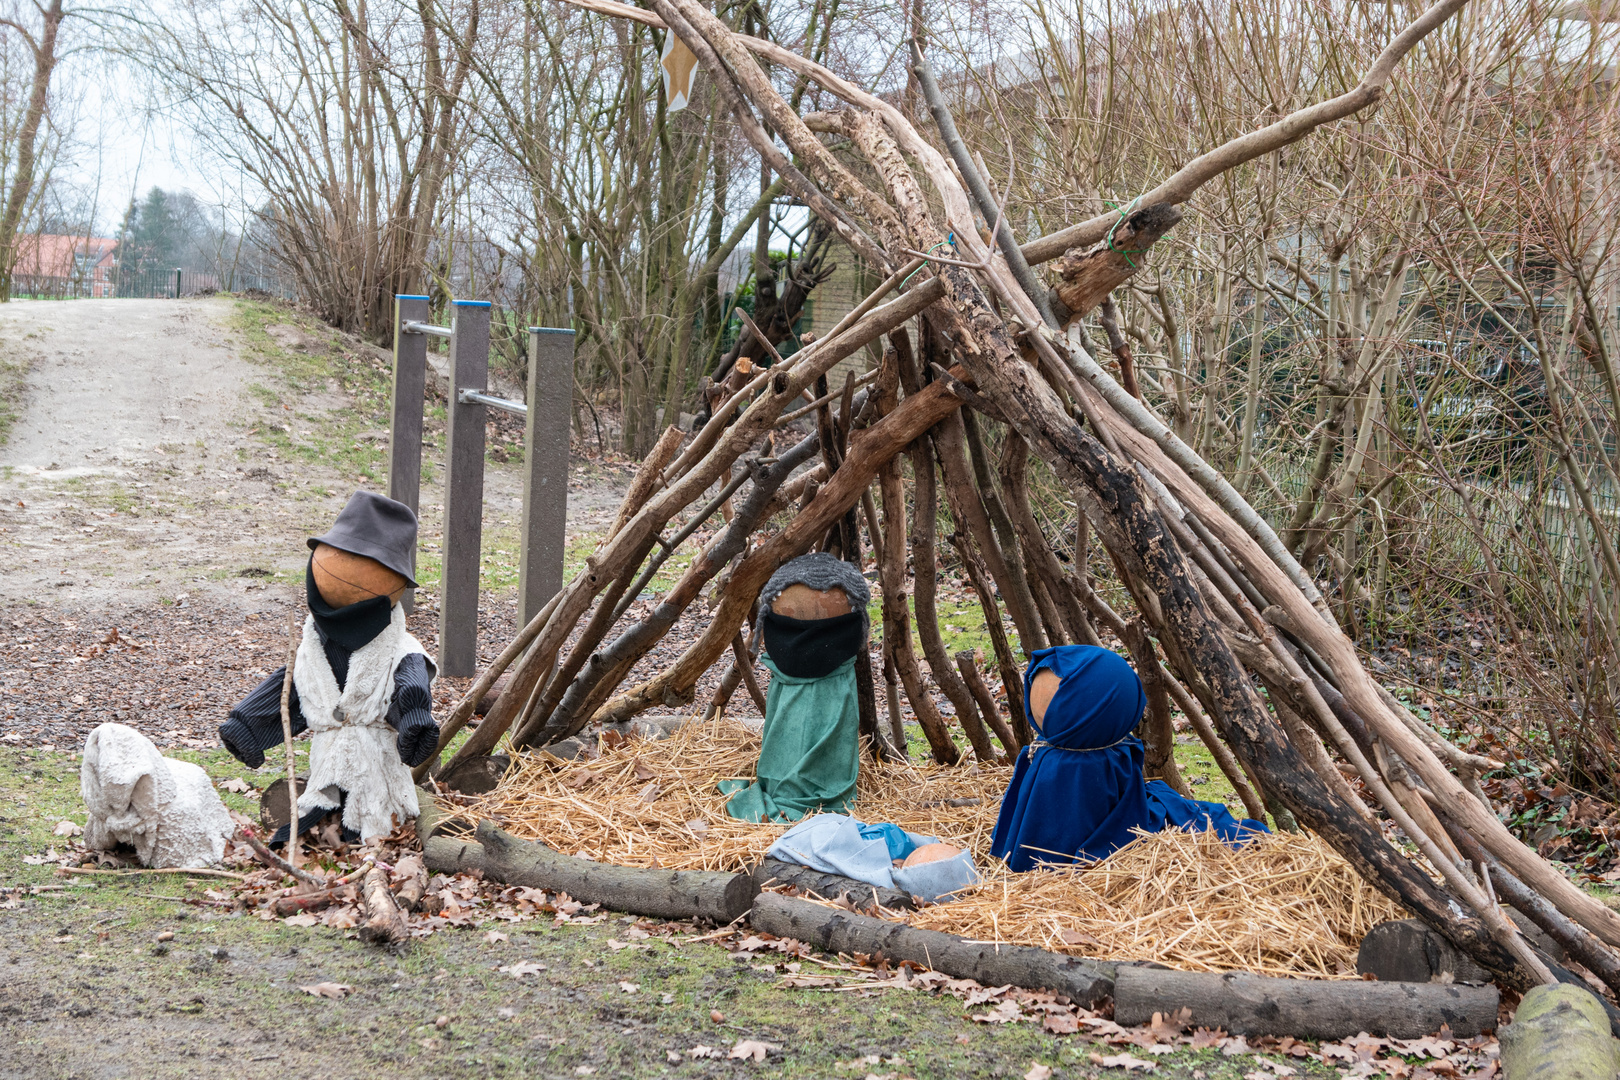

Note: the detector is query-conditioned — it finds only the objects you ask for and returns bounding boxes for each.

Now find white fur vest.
[293,604,433,840]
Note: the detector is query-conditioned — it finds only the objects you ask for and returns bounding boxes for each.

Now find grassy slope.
[0,323,44,448]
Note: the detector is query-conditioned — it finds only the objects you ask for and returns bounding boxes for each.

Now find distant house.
[11,234,118,297]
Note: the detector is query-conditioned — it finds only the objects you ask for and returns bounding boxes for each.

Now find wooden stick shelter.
[414,0,1620,999]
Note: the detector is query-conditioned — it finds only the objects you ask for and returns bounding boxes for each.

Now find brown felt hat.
[307,490,419,589]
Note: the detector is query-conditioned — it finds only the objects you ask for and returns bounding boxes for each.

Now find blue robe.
[989,645,1267,872]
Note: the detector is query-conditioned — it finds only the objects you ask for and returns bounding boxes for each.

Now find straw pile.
[903,827,1405,978]
[454,720,1402,977]
[454,717,1010,871]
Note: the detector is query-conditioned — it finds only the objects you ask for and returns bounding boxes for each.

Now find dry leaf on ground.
[1092,1051,1157,1072]
[729,1040,779,1061]
[1025,1065,1053,1080]
[296,982,352,999]
[498,961,546,977]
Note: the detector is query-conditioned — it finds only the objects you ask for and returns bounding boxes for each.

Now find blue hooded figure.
[989,645,1267,872]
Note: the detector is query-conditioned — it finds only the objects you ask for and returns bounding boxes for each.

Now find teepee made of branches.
[415,0,1620,1002]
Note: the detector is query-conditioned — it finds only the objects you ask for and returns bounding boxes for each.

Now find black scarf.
[306,561,394,652]
[761,610,865,679]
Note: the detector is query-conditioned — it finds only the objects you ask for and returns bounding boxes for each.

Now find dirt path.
[0,298,290,608]
[0,296,633,751]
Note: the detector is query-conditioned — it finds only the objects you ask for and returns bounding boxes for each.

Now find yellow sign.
[661,32,698,113]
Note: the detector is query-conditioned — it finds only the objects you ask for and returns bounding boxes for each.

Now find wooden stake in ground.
[280,606,301,871]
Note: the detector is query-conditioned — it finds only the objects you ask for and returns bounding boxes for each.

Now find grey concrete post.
[438,299,491,677]
[389,294,430,614]
[519,327,576,626]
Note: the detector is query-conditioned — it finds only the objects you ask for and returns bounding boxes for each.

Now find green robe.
[719,655,860,823]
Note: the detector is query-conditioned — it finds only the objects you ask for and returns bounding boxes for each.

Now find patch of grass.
[230,301,394,487]
[0,332,35,447]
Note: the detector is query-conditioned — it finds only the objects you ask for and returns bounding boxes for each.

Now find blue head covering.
[989,645,1267,872]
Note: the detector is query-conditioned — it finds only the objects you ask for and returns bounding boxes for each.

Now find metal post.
[174,268,182,298]
[389,295,431,614]
[520,327,576,625]
[438,299,491,677]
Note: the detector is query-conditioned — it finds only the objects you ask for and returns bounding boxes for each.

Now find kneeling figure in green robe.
[719,552,870,823]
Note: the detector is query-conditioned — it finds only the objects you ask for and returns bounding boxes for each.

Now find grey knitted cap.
[757,551,871,641]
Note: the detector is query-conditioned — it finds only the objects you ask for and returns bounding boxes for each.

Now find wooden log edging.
[475,819,758,924]
[417,789,487,876]
[1113,966,1500,1040]
[1500,983,1620,1079]
[420,798,1499,1041]
[752,858,916,912]
[748,893,1116,1008]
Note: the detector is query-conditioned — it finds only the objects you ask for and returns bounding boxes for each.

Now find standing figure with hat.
[218,491,440,843]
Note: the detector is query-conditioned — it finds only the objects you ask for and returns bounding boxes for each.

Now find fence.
[390,294,577,677]
[8,266,294,300]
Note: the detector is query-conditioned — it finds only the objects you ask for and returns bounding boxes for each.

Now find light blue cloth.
[893,849,980,904]
[766,813,979,903]
[768,814,932,888]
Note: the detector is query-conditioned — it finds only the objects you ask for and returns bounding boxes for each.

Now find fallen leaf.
[631,758,657,781]
[1058,928,1099,947]
[1148,1007,1192,1041]
[729,1040,779,1062]
[686,818,710,839]
[619,981,639,994]
[687,1045,724,1059]
[217,778,253,794]
[498,961,546,978]
[970,1000,1025,1024]
[963,984,1014,1007]
[297,982,352,999]
[1043,1012,1080,1034]
[636,780,661,804]
[1090,1051,1157,1072]
[665,1051,682,1064]
[1025,1065,1053,1080]
[483,930,509,944]
[574,1067,594,1076]
[52,820,82,837]
[283,912,318,927]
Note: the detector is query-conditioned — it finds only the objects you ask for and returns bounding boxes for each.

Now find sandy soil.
[0,297,625,612]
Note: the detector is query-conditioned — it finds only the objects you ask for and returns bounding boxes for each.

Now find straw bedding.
[455,719,1403,977]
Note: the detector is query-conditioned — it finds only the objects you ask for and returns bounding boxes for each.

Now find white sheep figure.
[81,723,234,869]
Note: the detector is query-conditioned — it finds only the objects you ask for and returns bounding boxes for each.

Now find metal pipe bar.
[404,320,453,339]
[457,388,528,416]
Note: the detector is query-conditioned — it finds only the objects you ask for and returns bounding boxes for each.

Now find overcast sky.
[69,62,215,236]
